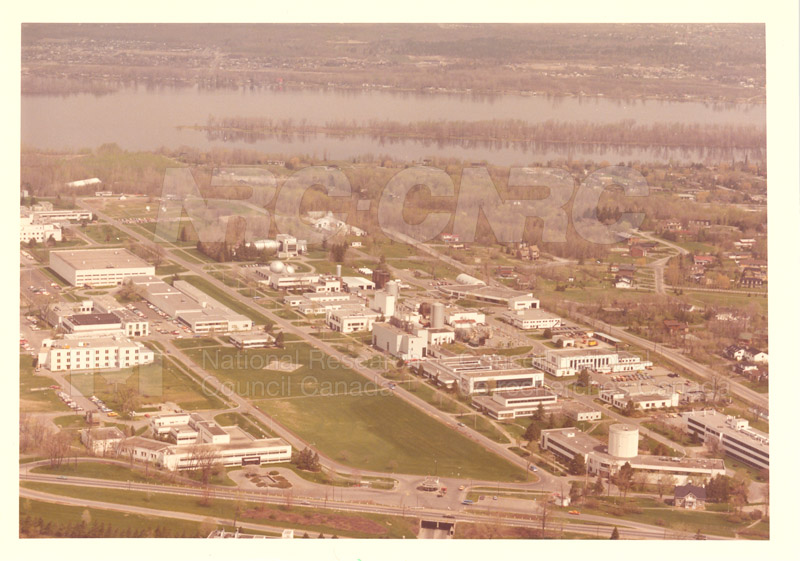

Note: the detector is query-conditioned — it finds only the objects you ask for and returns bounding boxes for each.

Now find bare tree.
[42,429,72,468]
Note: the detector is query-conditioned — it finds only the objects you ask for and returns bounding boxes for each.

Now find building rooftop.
[65,313,122,326]
[51,248,152,270]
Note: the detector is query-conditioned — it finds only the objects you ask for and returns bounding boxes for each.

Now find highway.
[20,466,719,540]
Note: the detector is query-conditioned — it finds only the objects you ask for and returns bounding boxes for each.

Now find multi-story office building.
[39,337,155,372]
[532,349,652,377]
[681,410,769,470]
[420,355,544,395]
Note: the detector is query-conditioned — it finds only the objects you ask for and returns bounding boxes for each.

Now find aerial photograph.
[12,7,797,557]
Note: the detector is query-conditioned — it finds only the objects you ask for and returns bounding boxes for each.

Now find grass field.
[257,392,527,481]
[80,223,130,244]
[20,498,222,538]
[20,355,69,413]
[180,275,273,325]
[66,355,225,411]
[21,482,419,539]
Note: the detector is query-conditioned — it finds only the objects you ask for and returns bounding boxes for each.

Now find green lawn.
[31,461,176,484]
[155,262,188,276]
[257,392,527,481]
[21,482,418,539]
[20,355,69,413]
[66,355,225,411]
[20,498,220,538]
[81,223,130,244]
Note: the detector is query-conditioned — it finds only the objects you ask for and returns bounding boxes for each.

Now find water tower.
[608,424,639,458]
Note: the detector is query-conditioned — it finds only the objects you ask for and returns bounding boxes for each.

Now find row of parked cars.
[611,373,653,382]
[56,390,83,412]
[89,395,117,417]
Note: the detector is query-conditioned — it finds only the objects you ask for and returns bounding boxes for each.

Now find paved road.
[22,468,718,540]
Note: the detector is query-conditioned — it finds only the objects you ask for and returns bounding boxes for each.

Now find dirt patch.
[243,507,388,536]
[456,522,543,539]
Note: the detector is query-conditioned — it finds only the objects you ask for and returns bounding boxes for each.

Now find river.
[21,85,765,165]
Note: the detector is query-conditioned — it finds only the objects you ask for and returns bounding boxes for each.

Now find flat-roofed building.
[50,249,154,287]
[20,214,62,244]
[341,276,375,292]
[80,426,125,456]
[39,336,155,372]
[420,355,544,395]
[326,307,380,333]
[427,327,456,346]
[540,426,725,483]
[229,332,275,349]
[438,283,539,309]
[600,389,679,411]
[562,401,603,422]
[445,308,486,328]
[61,313,123,335]
[681,410,769,470]
[473,387,558,420]
[532,349,652,377]
[502,308,562,330]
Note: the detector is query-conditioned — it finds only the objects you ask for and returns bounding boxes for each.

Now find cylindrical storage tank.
[253,239,280,251]
[608,424,639,458]
[386,281,399,297]
[336,264,342,277]
[455,273,485,286]
[431,302,445,329]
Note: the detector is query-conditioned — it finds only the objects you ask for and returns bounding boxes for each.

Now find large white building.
[50,249,155,287]
[23,203,93,224]
[502,308,562,330]
[540,424,725,483]
[371,322,428,361]
[532,349,652,377]
[20,214,62,244]
[681,410,769,470]
[420,355,545,395]
[438,282,539,309]
[38,336,155,372]
[123,413,292,471]
[445,308,486,329]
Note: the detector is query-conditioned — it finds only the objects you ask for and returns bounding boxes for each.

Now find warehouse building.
[438,282,539,309]
[50,249,154,287]
[600,389,679,411]
[681,410,769,470]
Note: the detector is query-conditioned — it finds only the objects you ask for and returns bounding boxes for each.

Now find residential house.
[674,484,706,509]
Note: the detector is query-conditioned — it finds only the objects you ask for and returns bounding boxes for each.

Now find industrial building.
[444,308,486,328]
[22,203,93,223]
[540,424,725,483]
[50,249,155,287]
[561,401,603,422]
[340,276,375,292]
[502,308,562,330]
[130,277,253,333]
[532,348,652,377]
[681,410,769,470]
[284,292,365,316]
[38,336,155,372]
[371,322,428,361]
[420,355,544,395]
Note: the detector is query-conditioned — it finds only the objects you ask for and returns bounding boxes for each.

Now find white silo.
[431,302,445,329]
[608,424,639,458]
[386,281,399,297]
[336,264,342,277]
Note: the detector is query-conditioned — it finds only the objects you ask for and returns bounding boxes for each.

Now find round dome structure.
[455,273,485,286]
[608,424,639,458]
[269,260,285,273]
[285,265,296,274]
